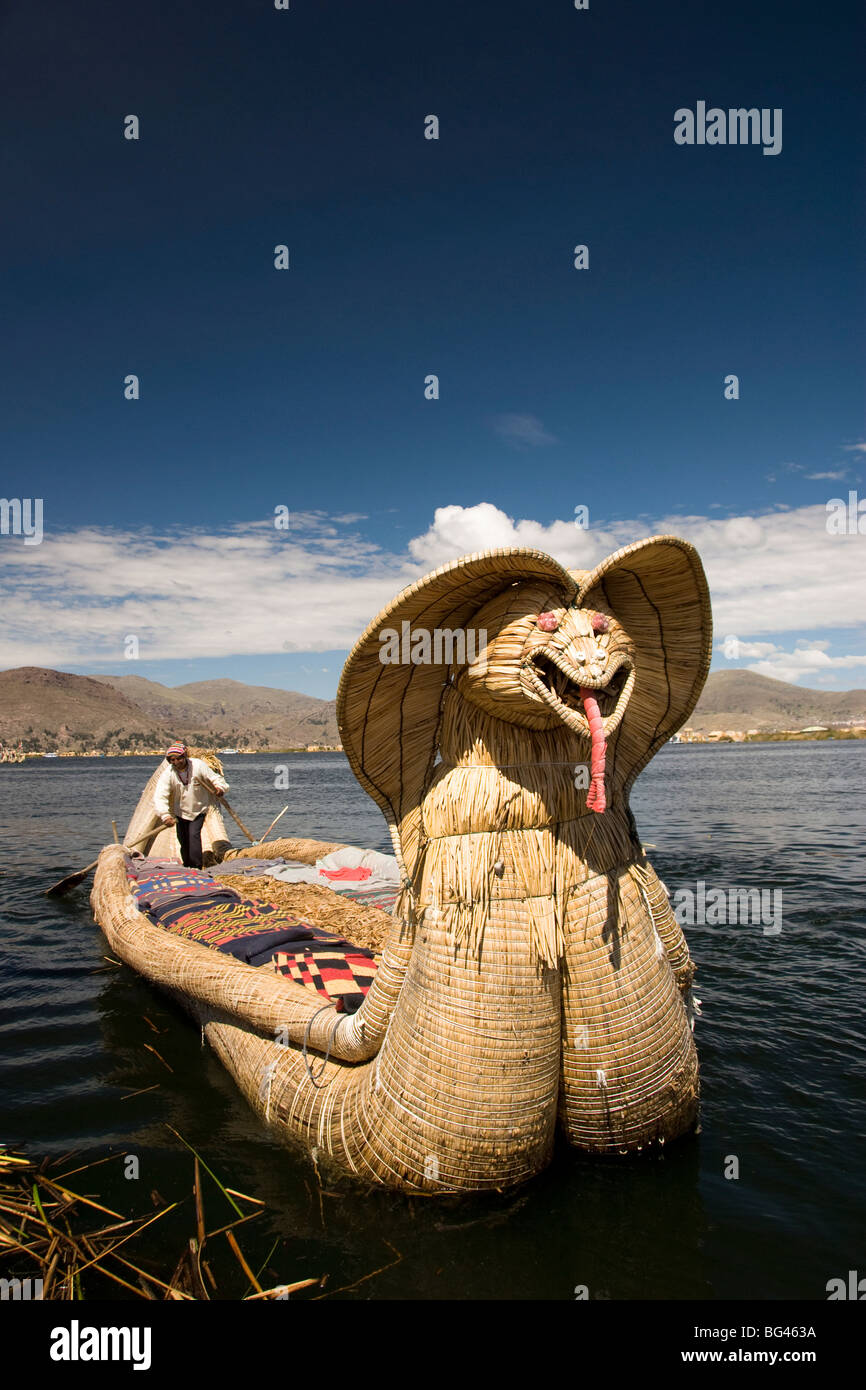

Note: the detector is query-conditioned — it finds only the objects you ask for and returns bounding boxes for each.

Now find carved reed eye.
[591,614,610,633]
[537,612,559,632]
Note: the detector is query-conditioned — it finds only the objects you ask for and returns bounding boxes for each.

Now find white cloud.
[408,502,614,570]
[806,470,848,480]
[0,518,417,667]
[721,517,764,548]
[716,640,780,658]
[410,501,866,639]
[745,649,866,684]
[1,500,865,677]
[491,413,558,448]
[842,442,866,453]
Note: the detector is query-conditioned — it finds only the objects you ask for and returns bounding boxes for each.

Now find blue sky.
[1,0,863,698]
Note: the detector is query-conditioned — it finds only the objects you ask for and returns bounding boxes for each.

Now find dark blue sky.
[1,0,863,695]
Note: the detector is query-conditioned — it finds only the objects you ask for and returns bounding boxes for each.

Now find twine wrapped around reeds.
[92,537,712,1190]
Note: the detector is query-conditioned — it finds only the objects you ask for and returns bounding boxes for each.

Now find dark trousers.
[176,813,206,869]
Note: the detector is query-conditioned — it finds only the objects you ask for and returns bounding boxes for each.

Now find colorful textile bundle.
[273,947,378,1013]
[130,871,222,897]
[264,861,398,912]
[144,890,244,925]
[136,884,241,910]
[131,867,214,881]
[127,854,371,971]
[158,897,317,967]
[125,857,181,873]
[226,925,316,968]
[301,925,353,950]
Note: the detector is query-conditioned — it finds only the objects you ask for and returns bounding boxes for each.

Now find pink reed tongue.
[580,688,607,813]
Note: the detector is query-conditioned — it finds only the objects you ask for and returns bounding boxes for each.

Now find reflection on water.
[1,746,864,1298]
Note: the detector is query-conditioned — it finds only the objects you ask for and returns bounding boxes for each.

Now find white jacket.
[153,757,229,821]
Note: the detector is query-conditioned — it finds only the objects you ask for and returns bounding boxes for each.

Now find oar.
[257,805,289,845]
[218,799,256,844]
[45,829,159,897]
[199,777,257,844]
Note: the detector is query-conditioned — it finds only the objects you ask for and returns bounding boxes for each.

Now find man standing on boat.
[153,742,229,869]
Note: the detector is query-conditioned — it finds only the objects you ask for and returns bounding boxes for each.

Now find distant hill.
[690,670,866,732]
[90,675,339,748]
[2,666,865,754]
[0,668,166,752]
[85,674,210,726]
[0,668,340,753]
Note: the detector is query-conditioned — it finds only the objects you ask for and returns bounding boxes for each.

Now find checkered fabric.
[273,948,378,1012]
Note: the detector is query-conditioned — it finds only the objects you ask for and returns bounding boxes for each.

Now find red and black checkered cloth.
[273,947,377,1013]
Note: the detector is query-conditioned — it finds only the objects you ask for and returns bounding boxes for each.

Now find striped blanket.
[125,856,375,974]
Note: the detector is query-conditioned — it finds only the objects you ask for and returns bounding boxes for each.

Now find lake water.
[1,745,864,1300]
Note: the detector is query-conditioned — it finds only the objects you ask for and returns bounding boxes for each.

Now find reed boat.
[91,537,712,1194]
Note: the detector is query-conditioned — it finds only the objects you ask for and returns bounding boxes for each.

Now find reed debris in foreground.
[0,1143,324,1301]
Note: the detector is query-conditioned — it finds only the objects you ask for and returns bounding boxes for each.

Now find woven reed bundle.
[226,837,345,865]
[559,866,698,1151]
[91,537,712,1193]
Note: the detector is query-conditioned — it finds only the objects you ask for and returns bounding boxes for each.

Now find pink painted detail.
[591,613,610,633]
[537,612,559,632]
[580,687,607,813]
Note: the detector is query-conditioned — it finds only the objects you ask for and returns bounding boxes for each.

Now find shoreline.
[3,732,866,759]
[1,747,346,760]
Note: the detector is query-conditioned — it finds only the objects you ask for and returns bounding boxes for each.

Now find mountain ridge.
[0,668,340,752]
[1,666,865,752]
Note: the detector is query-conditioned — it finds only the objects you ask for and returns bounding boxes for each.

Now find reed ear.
[336,547,576,879]
[572,535,713,793]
